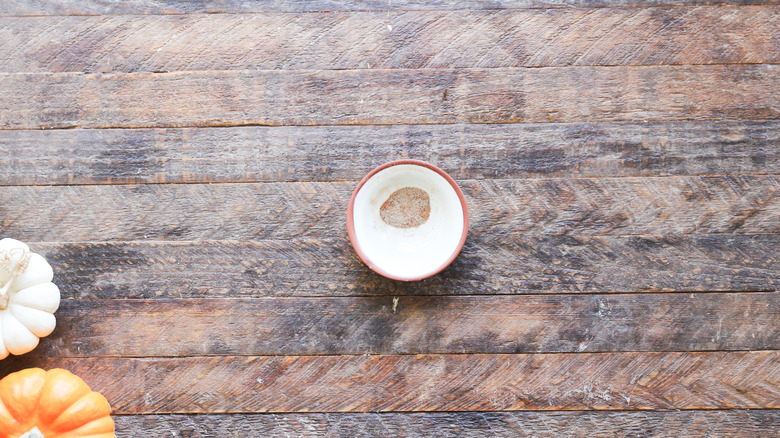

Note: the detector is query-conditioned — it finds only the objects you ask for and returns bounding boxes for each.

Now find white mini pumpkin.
[0,238,60,359]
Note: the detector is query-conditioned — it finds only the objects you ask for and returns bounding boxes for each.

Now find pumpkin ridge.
[13,254,54,292]
[0,395,26,438]
[37,369,91,428]
[9,305,56,338]
[48,390,112,432]
[1,312,39,356]
[11,283,60,314]
[0,368,46,428]
[46,391,94,432]
[54,416,115,437]
[0,239,60,359]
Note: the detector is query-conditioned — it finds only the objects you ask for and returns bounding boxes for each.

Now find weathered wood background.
[1,0,778,436]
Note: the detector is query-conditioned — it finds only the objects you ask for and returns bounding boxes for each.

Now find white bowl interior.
[352,164,465,279]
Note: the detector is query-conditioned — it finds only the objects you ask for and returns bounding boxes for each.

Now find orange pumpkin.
[0,368,115,438]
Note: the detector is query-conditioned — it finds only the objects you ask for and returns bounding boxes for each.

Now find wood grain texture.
[0,352,777,412]
[2,0,778,428]
[2,0,777,15]
[111,410,780,437]
[31,235,779,299]
[3,7,777,73]
[2,121,777,186]
[1,176,777,241]
[2,65,777,130]
[31,292,780,357]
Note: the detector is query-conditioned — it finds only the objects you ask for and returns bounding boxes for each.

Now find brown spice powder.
[380,187,431,228]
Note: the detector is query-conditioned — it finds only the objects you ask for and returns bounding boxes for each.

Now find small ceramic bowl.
[347,160,469,281]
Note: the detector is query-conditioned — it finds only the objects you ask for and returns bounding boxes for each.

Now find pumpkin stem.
[0,246,31,309]
[18,428,45,438]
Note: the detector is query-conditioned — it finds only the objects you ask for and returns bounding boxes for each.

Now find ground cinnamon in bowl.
[379,187,431,228]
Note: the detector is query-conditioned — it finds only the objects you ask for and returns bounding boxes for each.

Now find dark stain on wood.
[2,121,776,185]
[28,234,778,299]
[38,242,148,300]
[91,137,162,181]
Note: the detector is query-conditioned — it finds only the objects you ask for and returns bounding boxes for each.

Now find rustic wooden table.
[1,0,778,436]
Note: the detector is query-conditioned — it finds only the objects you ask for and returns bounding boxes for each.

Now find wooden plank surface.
[2,7,777,73]
[0,352,777,413]
[32,235,779,299]
[2,0,778,434]
[2,0,777,15]
[2,65,778,130]
[2,176,777,241]
[2,121,778,186]
[112,410,780,437]
[30,292,780,357]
